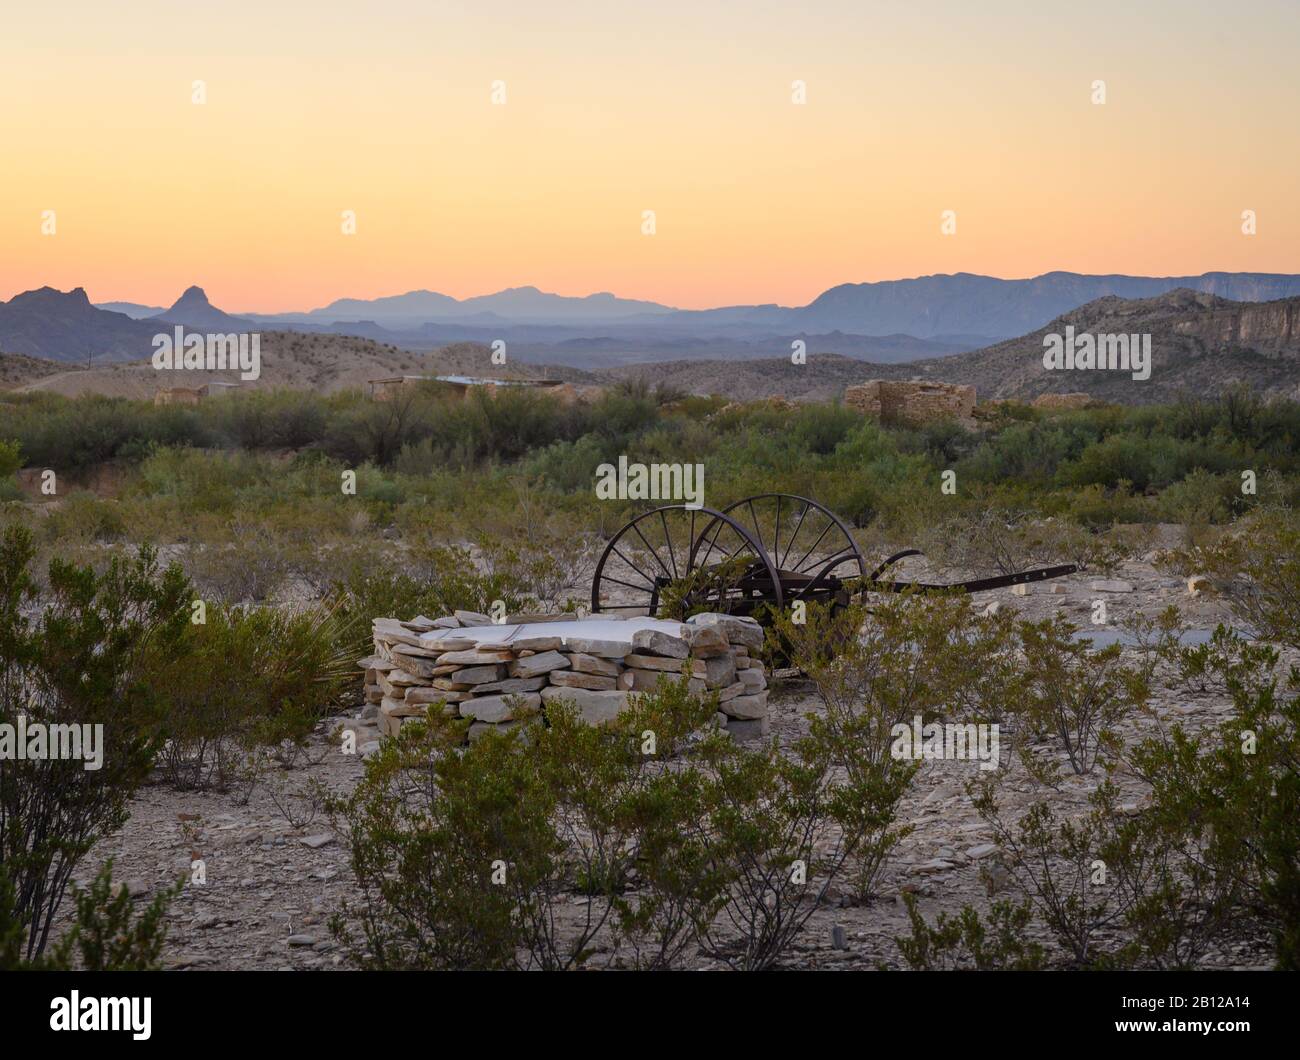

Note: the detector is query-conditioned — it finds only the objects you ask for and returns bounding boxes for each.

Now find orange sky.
[2,0,1296,312]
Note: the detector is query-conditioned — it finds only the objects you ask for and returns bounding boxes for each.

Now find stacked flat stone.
[358,610,770,743]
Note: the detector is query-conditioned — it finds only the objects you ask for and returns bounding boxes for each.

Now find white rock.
[725,716,770,740]
[459,692,541,724]
[453,663,508,685]
[508,650,571,678]
[1090,579,1134,593]
[688,612,764,651]
[405,686,469,704]
[568,653,623,677]
[624,653,704,675]
[720,691,768,719]
[540,686,632,725]
[549,670,619,691]
[563,637,632,658]
[630,628,690,659]
[620,668,706,694]
[683,625,729,657]
[471,676,548,695]
[436,648,515,666]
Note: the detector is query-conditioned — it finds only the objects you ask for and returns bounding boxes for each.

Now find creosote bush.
[0,525,188,960]
[0,860,177,971]
[895,893,1045,970]
[330,675,888,970]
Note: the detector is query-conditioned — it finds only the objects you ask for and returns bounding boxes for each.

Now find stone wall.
[361,612,770,742]
[843,379,976,425]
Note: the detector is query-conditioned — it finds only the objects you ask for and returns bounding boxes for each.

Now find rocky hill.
[0,287,160,362]
[607,290,1300,404]
[7,335,588,399]
[0,350,66,390]
[921,289,1300,404]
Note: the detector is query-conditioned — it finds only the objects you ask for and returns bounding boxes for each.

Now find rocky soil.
[62,551,1281,970]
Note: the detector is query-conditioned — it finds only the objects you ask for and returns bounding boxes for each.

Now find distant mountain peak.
[150,286,250,330]
[11,285,92,307]
[168,285,213,310]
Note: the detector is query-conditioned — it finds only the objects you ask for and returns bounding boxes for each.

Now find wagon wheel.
[715,493,867,609]
[591,505,783,619]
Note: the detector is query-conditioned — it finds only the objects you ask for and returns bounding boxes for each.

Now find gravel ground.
[62,552,1281,970]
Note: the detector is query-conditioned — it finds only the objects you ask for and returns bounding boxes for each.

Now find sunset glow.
[2,0,1297,311]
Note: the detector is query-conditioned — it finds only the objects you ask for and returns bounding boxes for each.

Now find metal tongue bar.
[867,563,1079,595]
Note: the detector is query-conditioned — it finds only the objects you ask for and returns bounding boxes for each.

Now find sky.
[1,0,1297,312]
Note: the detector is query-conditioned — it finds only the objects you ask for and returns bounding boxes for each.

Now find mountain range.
[5,289,1297,408]
[4,271,1300,367]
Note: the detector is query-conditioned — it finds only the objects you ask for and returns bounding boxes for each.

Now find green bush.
[145,602,357,790]
[895,893,1045,970]
[0,860,177,970]
[331,674,877,970]
[0,526,189,961]
[1129,634,1300,969]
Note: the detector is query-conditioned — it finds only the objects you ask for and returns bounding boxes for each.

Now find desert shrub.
[334,540,539,630]
[202,388,330,450]
[144,602,357,791]
[329,705,577,971]
[182,519,296,603]
[2,395,210,472]
[791,402,860,456]
[543,683,728,968]
[1128,645,1300,969]
[0,440,19,482]
[1012,615,1148,779]
[693,720,862,969]
[604,688,730,968]
[39,490,128,545]
[1157,468,1237,527]
[1174,625,1279,697]
[1096,797,1240,970]
[895,417,981,466]
[0,860,177,970]
[774,596,1017,899]
[1163,508,1300,652]
[1058,431,1220,493]
[895,893,1045,970]
[916,507,1090,576]
[960,421,1077,482]
[516,434,610,493]
[0,527,189,960]
[586,385,659,446]
[332,675,871,970]
[972,780,1135,966]
[331,680,726,971]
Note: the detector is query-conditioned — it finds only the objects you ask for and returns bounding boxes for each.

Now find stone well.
[360,612,770,743]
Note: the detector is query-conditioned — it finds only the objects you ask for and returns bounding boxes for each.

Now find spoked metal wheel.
[715,493,867,609]
[590,505,783,618]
